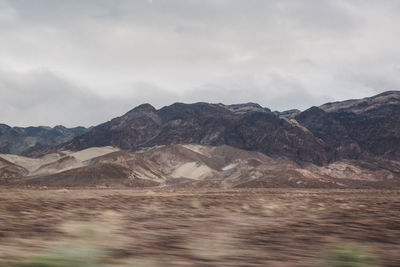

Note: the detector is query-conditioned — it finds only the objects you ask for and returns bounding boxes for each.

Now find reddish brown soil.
[0,188,399,266]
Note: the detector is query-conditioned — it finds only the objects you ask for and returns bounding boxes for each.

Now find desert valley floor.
[0,188,399,266]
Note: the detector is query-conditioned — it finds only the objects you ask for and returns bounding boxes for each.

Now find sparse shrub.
[189,199,202,209]
[12,244,106,267]
[323,244,378,267]
[11,223,110,267]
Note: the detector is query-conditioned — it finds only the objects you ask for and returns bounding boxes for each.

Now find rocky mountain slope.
[56,102,331,165]
[0,125,87,156]
[297,91,400,160]
[1,91,400,188]
[48,91,400,167]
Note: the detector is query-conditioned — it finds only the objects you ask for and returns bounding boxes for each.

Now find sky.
[1,0,400,127]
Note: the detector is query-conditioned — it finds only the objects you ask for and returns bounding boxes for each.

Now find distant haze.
[0,0,399,127]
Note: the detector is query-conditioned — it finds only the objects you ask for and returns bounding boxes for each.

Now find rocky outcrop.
[274,109,301,119]
[221,103,271,115]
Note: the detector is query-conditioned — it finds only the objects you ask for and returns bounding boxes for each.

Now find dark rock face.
[330,104,400,159]
[0,125,87,155]
[294,91,400,161]
[61,102,331,164]
[148,103,238,147]
[65,102,237,151]
[64,103,162,151]
[221,112,332,165]
[295,107,361,160]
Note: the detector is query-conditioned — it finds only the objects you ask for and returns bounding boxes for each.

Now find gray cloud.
[0,69,148,127]
[0,0,399,126]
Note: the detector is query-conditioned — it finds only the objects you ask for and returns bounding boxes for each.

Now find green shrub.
[324,244,377,267]
[13,246,105,267]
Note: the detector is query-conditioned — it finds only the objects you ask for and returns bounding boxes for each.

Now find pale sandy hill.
[0,157,28,179]
[0,146,120,177]
[171,162,214,180]
[0,153,63,173]
[69,146,119,162]
[2,144,400,189]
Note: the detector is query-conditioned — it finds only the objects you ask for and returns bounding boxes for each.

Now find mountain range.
[0,125,87,155]
[1,91,400,188]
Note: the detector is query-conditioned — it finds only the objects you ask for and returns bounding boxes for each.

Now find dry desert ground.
[0,188,399,266]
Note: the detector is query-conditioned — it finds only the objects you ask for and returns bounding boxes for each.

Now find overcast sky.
[1,0,400,127]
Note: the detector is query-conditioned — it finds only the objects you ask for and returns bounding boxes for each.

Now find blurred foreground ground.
[0,188,399,266]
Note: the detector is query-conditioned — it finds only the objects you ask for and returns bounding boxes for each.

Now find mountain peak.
[373,90,400,98]
[320,90,400,113]
[125,103,156,114]
[222,103,270,114]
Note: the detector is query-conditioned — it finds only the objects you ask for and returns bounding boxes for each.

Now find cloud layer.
[1,0,400,126]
